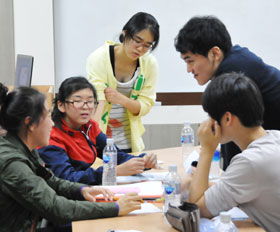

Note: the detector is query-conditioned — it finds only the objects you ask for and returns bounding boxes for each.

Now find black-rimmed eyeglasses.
[131,36,154,50]
[65,100,98,109]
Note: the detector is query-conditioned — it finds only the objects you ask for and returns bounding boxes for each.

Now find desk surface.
[73,147,264,232]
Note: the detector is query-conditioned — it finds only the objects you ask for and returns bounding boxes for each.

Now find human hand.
[116,157,145,176]
[117,192,142,216]
[104,87,126,105]
[81,186,114,202]
[197,118,221,155]
[143,153,158,169]
[0,126,7,136]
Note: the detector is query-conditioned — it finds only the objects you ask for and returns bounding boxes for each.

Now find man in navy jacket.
[175,16,280,170]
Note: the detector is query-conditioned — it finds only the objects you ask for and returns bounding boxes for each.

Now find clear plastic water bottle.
[163,165,181,213]
[215,212,239,232]
[181,121,194,166]
[209,150,220,180]
[102,138,117,186]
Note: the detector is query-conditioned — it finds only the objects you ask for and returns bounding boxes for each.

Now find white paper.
[129,203,162,215]
[117,172,168,183]
[116,175,143,183]
[183,150,199,172]
[213,207,249,225]
[227,207,249,220]
[98,181,163,199]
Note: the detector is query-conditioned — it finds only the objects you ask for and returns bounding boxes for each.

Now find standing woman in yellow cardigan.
[87,12,160,154]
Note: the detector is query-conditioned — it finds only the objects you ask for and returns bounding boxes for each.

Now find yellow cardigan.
[86,41,159,152]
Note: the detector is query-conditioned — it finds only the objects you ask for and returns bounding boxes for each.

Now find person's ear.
[25,116,37,132]
[224,112,232,125]
[208,46,223,61]
[24,116,31,128]
[122,30,126,38]
[57,101,66,113]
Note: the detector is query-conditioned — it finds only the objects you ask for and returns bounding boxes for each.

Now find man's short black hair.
[175,16,232,57]
[202,72,264,127]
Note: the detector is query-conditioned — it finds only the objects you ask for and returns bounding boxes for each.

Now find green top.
[0,133,117,231]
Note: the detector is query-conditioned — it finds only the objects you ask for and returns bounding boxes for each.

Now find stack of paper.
[97,181,163,200]
[117,172,168,183]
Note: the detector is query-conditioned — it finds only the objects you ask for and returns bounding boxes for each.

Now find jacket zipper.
[30,215,38,232]
[80,125,97,163]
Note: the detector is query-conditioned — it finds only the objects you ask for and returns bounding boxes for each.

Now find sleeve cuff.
[138,152,147,158]
[115,202,119,215]
[80,185,90,199]
[138,153,151,171]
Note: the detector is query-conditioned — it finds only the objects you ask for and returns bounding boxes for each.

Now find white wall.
[0,0,15,85]
[53,0,280,92]
[13,0,280,91]
[13,0,55,86]
[142,105,207,124]
[12,0,280,127]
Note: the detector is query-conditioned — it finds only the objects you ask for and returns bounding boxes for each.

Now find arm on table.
[188,119,221,218]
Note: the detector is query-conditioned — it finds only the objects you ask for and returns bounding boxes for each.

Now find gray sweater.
[205,130,280,232]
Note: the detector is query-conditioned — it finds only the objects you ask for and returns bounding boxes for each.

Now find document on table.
[213,207,248,224]
[117,172,168,183]
[129,203,162,215]
[183,150,199,172]
[96,181,163,200]
[228,207,248,220]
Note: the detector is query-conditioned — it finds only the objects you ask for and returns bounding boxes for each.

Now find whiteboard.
[54,0,280,92]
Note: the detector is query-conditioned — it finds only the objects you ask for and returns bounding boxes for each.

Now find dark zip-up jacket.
[215,45,280,170]
[38,119,145,185]
[0,133,118,232]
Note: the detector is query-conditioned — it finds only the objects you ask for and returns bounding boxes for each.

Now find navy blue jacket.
[38,119,145,185]
[215,45,280,169]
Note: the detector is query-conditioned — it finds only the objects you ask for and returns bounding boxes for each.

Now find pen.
[113,196,144,203]
[155,197,164,202]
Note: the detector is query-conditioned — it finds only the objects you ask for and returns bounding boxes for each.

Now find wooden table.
[73,147,264,232]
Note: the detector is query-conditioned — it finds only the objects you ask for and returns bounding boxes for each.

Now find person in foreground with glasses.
[0,83,142,231]
[187,72,280,231]
[87,12,160,154]
[39,77,158,186]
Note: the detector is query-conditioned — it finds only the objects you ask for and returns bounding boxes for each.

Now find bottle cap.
[213,150,220,161]
[168,164,177,172]
[106,138,114,145]
[184,121,191,127]
[220,211,231,223]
